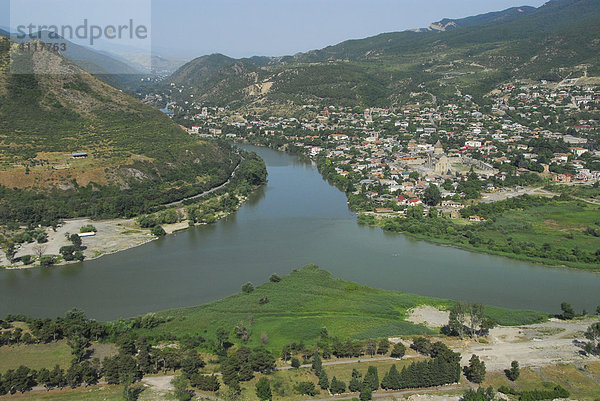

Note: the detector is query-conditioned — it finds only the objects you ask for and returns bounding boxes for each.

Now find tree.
[411,337,432,355]
[506,360,520,381]
[190,374,220,392]
[330,376,346,394]
[37,368,52,390]
[359,384,372,401]
[269,274,282,282]
[377,338,390,355]
[318,369,329,390]
[60,245,77,261]
[249,348,276,373]
[216,327,229,350]
[69,234,82,249]
[363,366,379,391]
[449,302,468,338]
[67,333,90,363]
[467,303,485,338]
[349,369,362,392]
[461,387,495,401]
[11,365,35,393]
[465,355,486,384]
[50,365,65,389]
[424,184,442,206]
[242,282,254,294]
[381,364,401,390]
[584,322,600,355]
[291,357,301,368]
[560,302,575,320]
[151,225,166,237]
[312,351,322,374]
[65,364,83,388]
[5,243,16,264]
[365,340,377,357]
[136,338,154,375]
[181,350,205,378]
[33,244,47,260]
[123,380,145,401]
[281,345,291,362]
[81,359,100,386]
[221,356,240,387]
[390,342,406,358]
[255,377,272,401]
[172,375,193,401]
[294,381,317,396]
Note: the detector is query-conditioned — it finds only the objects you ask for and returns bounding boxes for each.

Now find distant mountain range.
[0,29,186,90]
[161,0,600,111]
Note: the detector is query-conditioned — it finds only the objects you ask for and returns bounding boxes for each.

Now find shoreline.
[241,141,600,273]
[0,186,262,271]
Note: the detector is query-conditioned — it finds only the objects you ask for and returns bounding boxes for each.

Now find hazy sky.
[1,0,548,59]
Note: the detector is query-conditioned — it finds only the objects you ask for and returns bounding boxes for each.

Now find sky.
[1,0,549,60]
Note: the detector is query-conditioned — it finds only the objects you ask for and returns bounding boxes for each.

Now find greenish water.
[0,145,598,320]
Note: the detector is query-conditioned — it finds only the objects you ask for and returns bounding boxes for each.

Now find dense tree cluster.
[381,342,460,390]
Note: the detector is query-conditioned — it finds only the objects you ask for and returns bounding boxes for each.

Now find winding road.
[163,158,243,208]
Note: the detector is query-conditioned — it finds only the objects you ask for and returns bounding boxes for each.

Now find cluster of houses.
[149,79,600,220]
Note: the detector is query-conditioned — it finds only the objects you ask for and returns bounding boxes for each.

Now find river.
[0,145,598,320]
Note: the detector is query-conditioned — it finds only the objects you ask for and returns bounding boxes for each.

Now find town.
[145,77,600,220]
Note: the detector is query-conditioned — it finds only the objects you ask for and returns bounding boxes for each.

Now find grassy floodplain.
[364,195,600,271]
[131,265,548,352]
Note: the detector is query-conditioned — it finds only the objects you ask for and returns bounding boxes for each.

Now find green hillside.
[159,0,600,111]
[0,37,239,225]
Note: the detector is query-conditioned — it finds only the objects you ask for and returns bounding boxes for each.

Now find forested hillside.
[0,37,239,226]
[160,0,600,111]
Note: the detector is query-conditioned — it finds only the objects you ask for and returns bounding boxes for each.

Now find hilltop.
[0,36,239,226]
[159,0,600,112]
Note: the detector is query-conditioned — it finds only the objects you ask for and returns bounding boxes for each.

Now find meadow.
[132,265,548,352]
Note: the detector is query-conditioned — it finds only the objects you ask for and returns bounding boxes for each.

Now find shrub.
[151,225,166,237]
[294,381,317,396]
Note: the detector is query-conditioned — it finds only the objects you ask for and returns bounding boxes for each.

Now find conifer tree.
[318,369,329,390]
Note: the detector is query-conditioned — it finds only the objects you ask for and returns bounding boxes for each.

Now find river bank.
[0,184,261,270]
[240,140,600,272]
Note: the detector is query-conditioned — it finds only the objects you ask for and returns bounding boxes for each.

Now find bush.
[190,374,220,391]
[20,255,34,265]
[294,381,317,396]
[151,225,166,237]
[242,282,254,294]
[79,225,97,233]
[390,342,406,358]
[39,255,56,267]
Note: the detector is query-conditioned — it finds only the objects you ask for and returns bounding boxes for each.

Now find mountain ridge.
[158,0,600,112]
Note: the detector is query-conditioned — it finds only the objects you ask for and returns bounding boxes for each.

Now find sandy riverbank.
[0,192,250,269]
[0,217,190,269]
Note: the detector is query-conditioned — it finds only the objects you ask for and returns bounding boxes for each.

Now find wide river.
[1,145,598,320]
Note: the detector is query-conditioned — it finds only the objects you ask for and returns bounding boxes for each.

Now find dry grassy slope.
[0,37,236,190]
